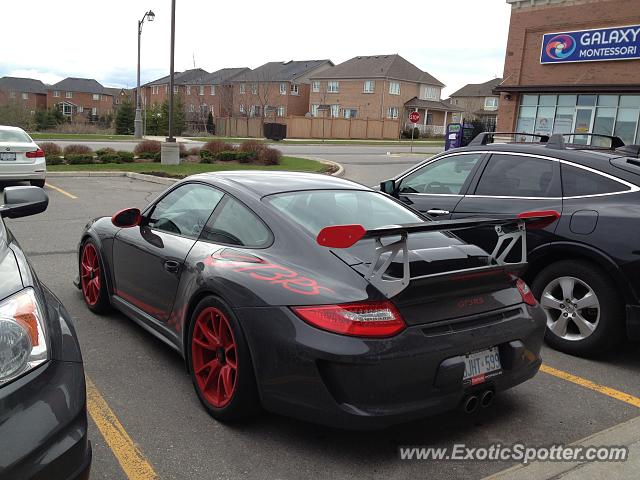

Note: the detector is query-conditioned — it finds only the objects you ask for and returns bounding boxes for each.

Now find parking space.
[3,175,640,480]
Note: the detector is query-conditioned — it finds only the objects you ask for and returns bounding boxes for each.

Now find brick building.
[309,54,461,136]
[449,78,502,130]
[232,60,333,118]
[0,77,48,111]
[48,78,113,119]
[496,0,640,145]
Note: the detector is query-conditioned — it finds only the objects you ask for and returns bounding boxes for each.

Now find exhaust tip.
[462,395,479,414]
[480,390,495,408]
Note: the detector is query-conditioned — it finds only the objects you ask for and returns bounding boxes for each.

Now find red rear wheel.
[81,243,101,306]
[191,307,238,407]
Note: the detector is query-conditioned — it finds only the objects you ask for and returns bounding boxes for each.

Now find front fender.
[77,216,118,296]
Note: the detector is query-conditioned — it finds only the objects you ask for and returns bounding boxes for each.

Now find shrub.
[133,139,162,155]
[199,149,214,163]
[46,156,64,165]
[188,147,200,156]
[179,143,188,158]
[202,140,233,156]
[137,151,160,161]
[259,147,282,166]
[65,154,95,165]
[216,151,254,162]
[117,151,135,163]
[38,142,62,157]
[95,147,116,158]
[239,140,265,155]
[63,144,93,156]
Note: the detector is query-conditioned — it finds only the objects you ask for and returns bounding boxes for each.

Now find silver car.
[0,126,46,187]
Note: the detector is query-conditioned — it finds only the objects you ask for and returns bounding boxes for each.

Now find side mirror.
[380,179,397,195]
[111,208,141,228]
[0,186,49,219]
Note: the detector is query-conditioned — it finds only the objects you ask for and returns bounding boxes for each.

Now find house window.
[152,86,159,94]
[343,109,357,119]
[330,104,340,118]
[389,82,400,95]
[8,91,15,99]
[423,86,439,100]
[277,106,285,117]
[91,107,97,116]
[484,97,499,110]
[173,86,179,94]
[280,83,287,95]
[116,99,120,105]
[327,81,339,93]
[364,80,375,93]
[239,104,246,114]
[66,92,73,98]
[189,104,195,112]
[250,105,261,117]
[311,104,319,117]
[387,106,399,119]
[92,94,100,101]
[210,85,215,95]
[78,106,84,113]
[21,93,28,100]
[53,90,60,97]
[239,83,245,95]
[62,103,73,116]
[312,81,320,93]
[199,85,205,96]
[251,84,258,95]
[186,86,191,95]
[290,84,299,96]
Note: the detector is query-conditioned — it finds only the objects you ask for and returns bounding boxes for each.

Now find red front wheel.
[80,240,110,313]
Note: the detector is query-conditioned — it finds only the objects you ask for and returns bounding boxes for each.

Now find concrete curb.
[296,156,344,177]
[482,415,640,480]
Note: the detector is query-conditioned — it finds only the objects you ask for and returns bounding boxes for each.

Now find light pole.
[161,0,180,164]
[134,9,155,138]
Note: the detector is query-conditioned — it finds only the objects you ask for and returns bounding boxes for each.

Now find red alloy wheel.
[81,243,101,306]
[191,307,238,408]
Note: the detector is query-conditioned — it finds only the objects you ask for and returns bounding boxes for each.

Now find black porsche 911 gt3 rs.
[75,171,555,429]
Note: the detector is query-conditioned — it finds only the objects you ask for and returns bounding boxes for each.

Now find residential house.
[0,77,48,111]
[48,78,113,119]
[104,87,132,111]
[140,68,209,108]
[449,78,502,130]
[232,60,333,118]
[309,54,462,135]
[197,68,250,118]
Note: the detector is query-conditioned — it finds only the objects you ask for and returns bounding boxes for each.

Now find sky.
[1,0,512,98]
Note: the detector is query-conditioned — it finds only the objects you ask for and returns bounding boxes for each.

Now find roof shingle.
[0,77,48,94]
[50,77,106,94]
[233,60,333,83]
[450,78,503,98]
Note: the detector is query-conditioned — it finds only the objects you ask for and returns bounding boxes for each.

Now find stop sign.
[409,111,420,123]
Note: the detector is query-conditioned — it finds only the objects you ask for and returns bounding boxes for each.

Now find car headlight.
[0,288,48,385]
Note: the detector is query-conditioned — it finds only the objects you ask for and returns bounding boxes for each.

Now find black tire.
[531,260,624,356]
[30,179,45,188]
[187,295,260,423]
[79,239,111,314]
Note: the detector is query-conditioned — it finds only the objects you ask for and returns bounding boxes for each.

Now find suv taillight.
[516,278,537,306]
[292,301,405,337]
[25,149,45,158]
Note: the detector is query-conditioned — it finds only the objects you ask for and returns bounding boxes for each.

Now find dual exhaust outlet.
[462,389,494,414]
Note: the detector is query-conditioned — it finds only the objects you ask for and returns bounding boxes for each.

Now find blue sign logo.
[541,25,640,64]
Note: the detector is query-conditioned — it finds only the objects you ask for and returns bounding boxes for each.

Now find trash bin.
[264,123,287,141]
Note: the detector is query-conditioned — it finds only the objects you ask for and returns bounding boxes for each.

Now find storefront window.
[577,95,597,106]
[557,95,577,106]
[593,107,616,145]
[597,95,618,107]
[539,95,556,106]
[614,109,640,145]
[535,107,555,136]
[516,106,536,133]
[521,95,538,106]
[553,107,575,134]
[620,96,640,108]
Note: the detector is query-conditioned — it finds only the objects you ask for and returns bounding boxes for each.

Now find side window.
[148,184,224,238]
[398,154,482,195]
[475,155,560,197]
[201,196,271,247]
[561,164,630,197]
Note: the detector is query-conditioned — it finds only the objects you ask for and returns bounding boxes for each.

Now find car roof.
[189,171,370,197]
[0,125,28,132]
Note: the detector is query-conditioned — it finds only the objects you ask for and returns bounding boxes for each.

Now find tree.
[159,95,185,136]
[115,98,135,134]
[34,108,61,131]
[206,111,214,134]
[144,103,163,136]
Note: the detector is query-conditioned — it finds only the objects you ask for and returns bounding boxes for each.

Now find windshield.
[0,129,32,143]
[266,189,424,236]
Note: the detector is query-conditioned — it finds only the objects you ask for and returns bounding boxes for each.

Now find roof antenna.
[193,52,196,68]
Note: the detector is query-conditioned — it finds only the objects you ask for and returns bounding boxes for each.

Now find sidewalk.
[484,415,640,480]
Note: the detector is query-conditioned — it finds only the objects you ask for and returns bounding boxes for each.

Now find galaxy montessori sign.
[540,25,640,64]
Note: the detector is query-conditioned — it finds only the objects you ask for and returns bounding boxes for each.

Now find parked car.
[380,132,640,356]
[0,186,91,479]
[75,171,550,429]
[0,126,46,188]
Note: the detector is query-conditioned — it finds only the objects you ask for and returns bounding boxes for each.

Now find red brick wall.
[47,90,113,116]
[0,90,47,110]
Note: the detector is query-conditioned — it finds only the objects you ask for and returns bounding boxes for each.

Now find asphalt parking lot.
[3,174,640,480]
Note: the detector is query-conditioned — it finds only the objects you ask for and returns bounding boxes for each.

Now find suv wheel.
[532,260,624,356]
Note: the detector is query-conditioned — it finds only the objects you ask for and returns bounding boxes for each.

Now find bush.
[38,142,62,157]
[63,144,93,156]
[97,151,135,164]
[179,143,188,158]
[65,154,95,165]
[239,140,265,155]
[95,147,116,158]
[202,140,233,156]
[187,147,200,157]
[216,151,253,162]
[199,149,214,163]
[133,140,161,155]
[46,156,64,165]
[259,147,282,166]
[117,151,135,163]
[137,151,160,161]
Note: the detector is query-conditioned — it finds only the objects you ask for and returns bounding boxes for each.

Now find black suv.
[380,132,640,356]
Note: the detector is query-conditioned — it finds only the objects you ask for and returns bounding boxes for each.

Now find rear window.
[475,155,560,197]
[0,129,31,143]
[561,164,630,197]
[266,190,423,236]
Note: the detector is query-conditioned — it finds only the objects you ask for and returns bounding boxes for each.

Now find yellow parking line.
[540,364,640,408]
[45,182,77,199]
[86,376,158,480]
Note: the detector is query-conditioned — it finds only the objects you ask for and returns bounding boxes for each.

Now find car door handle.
[163,260,181,274]
[427,209,450,216]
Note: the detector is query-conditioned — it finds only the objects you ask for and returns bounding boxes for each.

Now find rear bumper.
[238,303,546,429]
[0,360,91,480]
[0,159,46,181]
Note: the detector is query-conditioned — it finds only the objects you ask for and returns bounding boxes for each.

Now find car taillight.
[25,149,45,158]
[516,278,537,306]
[292,301,405,337]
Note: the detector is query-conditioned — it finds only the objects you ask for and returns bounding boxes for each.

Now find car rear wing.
[316,211,560,298]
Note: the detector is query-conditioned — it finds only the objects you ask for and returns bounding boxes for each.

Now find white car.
[0,125,46,188]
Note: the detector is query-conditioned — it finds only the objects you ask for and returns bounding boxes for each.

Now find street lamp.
[161,0,180,164]
[134,9,155,138]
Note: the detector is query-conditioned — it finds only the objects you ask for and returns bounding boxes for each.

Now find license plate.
[463,347,502,385]
[0,152,16,161]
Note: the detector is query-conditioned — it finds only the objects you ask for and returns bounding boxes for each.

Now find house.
[185,68,249,121]
[449,78,502,130]
[104,87,131,110]
[308,54,462,135]
[0,77,48,111]
[232,60,333,118]
[140,68,209,108]
[48,78,113,119]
